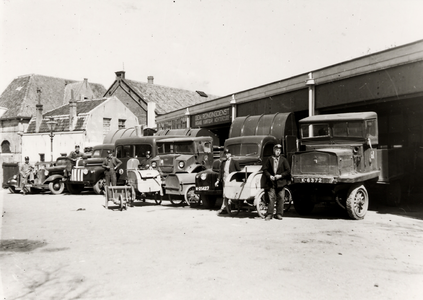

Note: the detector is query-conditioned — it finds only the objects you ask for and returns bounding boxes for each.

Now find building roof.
[0,74,106,120]
[26,98,108,133]
[104,72,220,115]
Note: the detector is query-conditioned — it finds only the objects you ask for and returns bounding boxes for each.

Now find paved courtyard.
[1,189,422,300]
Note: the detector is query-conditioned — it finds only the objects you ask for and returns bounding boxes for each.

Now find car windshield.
[226,143,259,156]
[332,121,364,138]
[134,145,153,157]
[157,142,195,154]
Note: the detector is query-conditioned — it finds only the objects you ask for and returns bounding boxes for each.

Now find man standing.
[215,149,241,215]
[20,156,34,188]
[102,150,122,188]
[65,145,83,177]
[262,144,291,221]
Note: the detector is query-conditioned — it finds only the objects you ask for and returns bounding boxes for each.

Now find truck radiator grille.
[71,169,84,181]
[299,152,332,174]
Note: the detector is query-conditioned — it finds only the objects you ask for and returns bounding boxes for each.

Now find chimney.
[69,90,77,131]
[134,125,143,137]
[147,76,154,84]
[115,71,125,80]
[35,88,43,133]
[147,102,156,128]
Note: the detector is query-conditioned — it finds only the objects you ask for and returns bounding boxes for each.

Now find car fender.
[44,174,64,184]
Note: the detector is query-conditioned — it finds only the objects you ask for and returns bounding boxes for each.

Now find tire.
[48,180,65,195]
[93,179,105,195]
[154,193,162,205]
[202,195,217,209]
[185,187,201,208]
[169,194,184,206]
[385,181,401,206]
[119,195,126,211]
[66,183,84,194]
[283,187,293,212]
[346,184,369,220]
[8,186,16,194]
[293,190,314,215]
[255,191,268,219]
[224,197,241,216]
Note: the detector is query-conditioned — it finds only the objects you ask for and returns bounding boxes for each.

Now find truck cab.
[291,112,402,219]
[151,136,214,205]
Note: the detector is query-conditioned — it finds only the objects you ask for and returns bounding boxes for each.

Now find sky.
[0,0,422,98]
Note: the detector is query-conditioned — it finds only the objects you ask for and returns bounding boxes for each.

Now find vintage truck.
[66,144,115,194]
[151,135,215,206]
[195,112,297,211]
[290,111,404,220]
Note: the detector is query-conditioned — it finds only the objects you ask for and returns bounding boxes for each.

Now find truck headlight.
[83,169,89,175]
[200,173,207,180]
[44,170,49,176]
[178,161,185,169]
[119,169,124,175]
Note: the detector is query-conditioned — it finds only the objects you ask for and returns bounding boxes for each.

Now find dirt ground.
[1,188,422,300]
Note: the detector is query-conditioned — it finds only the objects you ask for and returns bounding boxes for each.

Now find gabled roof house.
[104,71,219,127]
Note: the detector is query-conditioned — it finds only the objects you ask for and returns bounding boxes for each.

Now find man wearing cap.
[262,144,291,221]
[215,148,241,215]
[65,145,83,178]
[139,150,152,170]
[20,156,35,188]
[102,150,122,189]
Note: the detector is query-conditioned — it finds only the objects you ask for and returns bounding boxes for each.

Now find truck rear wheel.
[255,191,268,218]
[293,190,314,215]
[346,184,368,220]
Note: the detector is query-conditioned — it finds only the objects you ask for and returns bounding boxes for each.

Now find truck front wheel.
[346,184,368,220]
[66,183,84,194]
[49,180,65,195]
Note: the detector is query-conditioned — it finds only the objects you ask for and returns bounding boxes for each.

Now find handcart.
[223,166,292,217]
[126,158,163,205]
[104,185,135,211]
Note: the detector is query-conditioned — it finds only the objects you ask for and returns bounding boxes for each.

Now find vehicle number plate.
[195,186,209,191]
[300,178,322,183]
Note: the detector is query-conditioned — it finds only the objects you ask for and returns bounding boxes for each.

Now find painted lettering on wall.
[193,107,231,126]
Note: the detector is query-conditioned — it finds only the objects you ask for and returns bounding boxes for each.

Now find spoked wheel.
[169,194,184,206]
[224,198,241,216]
[283,187,293,212]
[185,187,201,208]
[255,191,268,219]
[154,193,162,205]
[346,184,368,220]
[49,180,65,195]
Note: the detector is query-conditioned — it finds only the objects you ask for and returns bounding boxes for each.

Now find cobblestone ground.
[1,189,422,300]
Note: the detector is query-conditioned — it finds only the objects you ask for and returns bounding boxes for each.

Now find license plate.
[300,177,322,183]
[195,186,209,191]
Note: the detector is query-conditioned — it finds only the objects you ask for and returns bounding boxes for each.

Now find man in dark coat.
[102,150,122,187]
[262,144,291,220]
[215,148,241,215]
[65,145,83,178]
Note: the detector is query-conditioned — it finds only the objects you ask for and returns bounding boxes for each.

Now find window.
[103,118,111,135]
[118,119,126,129]
[1,140,11,153]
